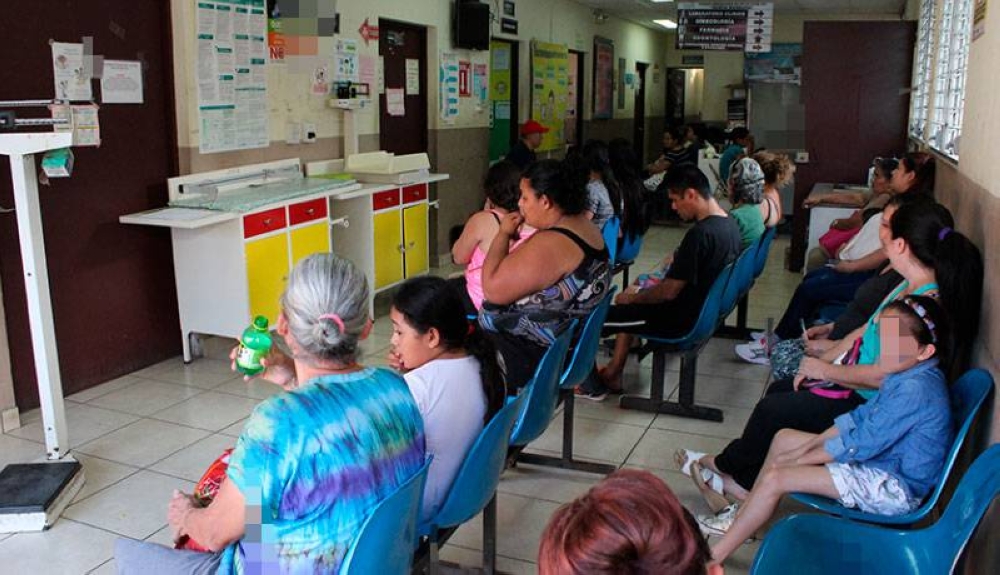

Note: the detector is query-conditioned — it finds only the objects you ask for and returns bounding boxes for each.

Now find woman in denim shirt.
[702,295,954,565]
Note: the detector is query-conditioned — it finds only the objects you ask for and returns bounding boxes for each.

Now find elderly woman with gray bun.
[115,254,426,575]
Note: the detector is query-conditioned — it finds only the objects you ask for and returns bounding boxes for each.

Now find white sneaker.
[697,504,740,537]
[750,331,768,341]
[735,342,770,365]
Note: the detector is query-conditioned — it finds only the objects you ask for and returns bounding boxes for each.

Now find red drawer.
[288,198,328,225]
[243,207,287,239]
[402,184,428,204]
[372,189,401,211]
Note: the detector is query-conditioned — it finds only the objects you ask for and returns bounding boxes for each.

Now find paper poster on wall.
[440,53,460,123]
[593,37,614,120]
[494,101,511,120]
[359,55,377,92]
[473,63,488,104]
[334,38,359,83]
[530,41,569,151]
[387,88,406,116]
[52,42,93,101]
[312,64,330,95]
[617,58,626,110]
[100,60,143,104]
[50,103,101,147]
[197,0,269,154]
[405,59,421,95]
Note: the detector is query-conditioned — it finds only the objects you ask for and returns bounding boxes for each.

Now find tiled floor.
[0,224,802,574]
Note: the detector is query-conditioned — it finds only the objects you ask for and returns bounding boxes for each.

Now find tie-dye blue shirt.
[217,367,425,575]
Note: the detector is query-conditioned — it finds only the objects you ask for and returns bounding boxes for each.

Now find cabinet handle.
[306,208,315,215]
[330,217,349,229]
[398,243,407,253]
[408,241,416,249]
[428,200,440,209]
[263,218,272,226]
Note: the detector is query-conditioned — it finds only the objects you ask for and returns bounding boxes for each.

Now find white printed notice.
[196,0,269,154]
[52,42,93,101]
[387,88,406,116]
[101,60,143,104]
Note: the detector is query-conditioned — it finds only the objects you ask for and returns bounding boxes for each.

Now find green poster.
[531,41,569,152]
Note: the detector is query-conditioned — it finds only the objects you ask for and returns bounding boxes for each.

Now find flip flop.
[690,461,731,514]
[673,448,707,476]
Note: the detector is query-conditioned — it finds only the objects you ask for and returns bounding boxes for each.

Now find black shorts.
[601,302,696,339]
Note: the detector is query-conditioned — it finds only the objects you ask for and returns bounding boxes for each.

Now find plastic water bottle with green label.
[236,316,272,376]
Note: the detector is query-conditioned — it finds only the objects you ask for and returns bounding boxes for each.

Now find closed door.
[245,234,289,325]
[403,203,429,278]
[633,62,648,163]
[373,210,404,288]
[789,21,915,270]
[289,221,330,265]
[379,19,427,155]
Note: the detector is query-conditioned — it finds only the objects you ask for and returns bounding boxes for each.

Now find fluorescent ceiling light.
[654,19,678,29]
[650,0,673,3]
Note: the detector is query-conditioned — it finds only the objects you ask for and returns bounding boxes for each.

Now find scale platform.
[0,461,85,533]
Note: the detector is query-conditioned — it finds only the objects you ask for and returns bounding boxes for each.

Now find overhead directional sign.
[677,3,773,53]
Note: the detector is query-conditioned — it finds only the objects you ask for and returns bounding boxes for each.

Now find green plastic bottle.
[236,315,272,376]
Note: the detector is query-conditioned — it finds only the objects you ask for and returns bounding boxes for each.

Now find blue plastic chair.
[753,226,777,280]
[718,246,757,322]
[718,226,778,339]
[517,290,618,474]
[620,262,734,422]
[750,444,1000,575]
[792,368,995,525]
[601,216,620,263]
[509,325,575,448]
[341,458,431,575]
[613,231,645,287]
[414,393,527,575]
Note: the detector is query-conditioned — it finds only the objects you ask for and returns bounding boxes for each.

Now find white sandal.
[674,449,724,495]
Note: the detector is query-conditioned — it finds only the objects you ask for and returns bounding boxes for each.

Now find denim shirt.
[825,359,953,500]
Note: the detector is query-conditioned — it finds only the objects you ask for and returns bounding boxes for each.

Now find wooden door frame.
[569,49,585,149]
[633,61,649,163]
[494,37,520,150]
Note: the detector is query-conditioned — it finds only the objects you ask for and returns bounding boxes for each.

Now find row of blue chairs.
[619,226,777,422]
[748,369,995,573]
[345,322,584,574]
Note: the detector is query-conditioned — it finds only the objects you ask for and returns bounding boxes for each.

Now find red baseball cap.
[520,119,550,136]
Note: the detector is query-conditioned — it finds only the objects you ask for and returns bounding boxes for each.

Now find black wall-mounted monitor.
[454,0,490,51]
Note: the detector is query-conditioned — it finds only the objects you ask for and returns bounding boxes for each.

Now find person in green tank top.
[727,157,766,251]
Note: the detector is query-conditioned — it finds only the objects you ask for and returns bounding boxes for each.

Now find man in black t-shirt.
[586,165,741,397]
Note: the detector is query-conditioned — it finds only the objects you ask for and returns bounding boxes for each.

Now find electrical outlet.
[795,151,810,163]
[302,122,317,143]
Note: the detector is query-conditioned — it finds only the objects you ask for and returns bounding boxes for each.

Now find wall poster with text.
[530,41,569,151]
[593,37,614,120]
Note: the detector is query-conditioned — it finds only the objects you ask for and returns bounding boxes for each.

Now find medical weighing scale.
[0,99,85,532]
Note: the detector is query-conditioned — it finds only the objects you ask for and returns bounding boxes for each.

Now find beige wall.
[665,12,908,122]
[957,0,1000,192]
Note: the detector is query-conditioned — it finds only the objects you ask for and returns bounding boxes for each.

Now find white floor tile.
[63,470,194,540]
[150,433,234,482]
[143,359,241,389]
[150,391,259,432]
[497,464,603,505]
[72,453,140,503]
[65,375,145,404]
[6,404,140,449]
[527,416,646,465]
[652,404,754,440]
[625,428,731,472]
[218,418,247,438]
[447,492,561,563]
[438,543,537,574]
[75,419,210,468]
[0,433,49,469]
[86,559,117,575]
[87,380,203,417]
[0,518,117,574]
[213,377,284,400]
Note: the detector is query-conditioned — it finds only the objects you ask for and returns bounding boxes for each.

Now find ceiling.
[573,0,908,30]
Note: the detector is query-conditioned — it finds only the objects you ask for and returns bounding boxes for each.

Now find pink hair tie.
[318,313,345,334]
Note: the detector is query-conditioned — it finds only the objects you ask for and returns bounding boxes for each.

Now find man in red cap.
[505,119,549,169]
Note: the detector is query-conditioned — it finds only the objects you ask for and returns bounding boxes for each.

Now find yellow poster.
[531,41,569,151]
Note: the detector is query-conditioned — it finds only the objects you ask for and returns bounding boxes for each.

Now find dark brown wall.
[0,1,180,408]
[791,21,915,270]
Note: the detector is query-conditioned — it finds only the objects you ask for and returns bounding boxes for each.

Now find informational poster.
[439,53,460,123]
[334,38,359,83]
[100,60,143,103]
[744,43,801,84]
[52,42,93,101]
[677,3,774,53]
[359,55,377,92]
[196,0,269,154]
[51,103,101,147]
[617,57,626,110]
[473,63,488,105]
[593,37,614,120]
[312,64,330,95]
[387,88,405,116]
[405,59,421,95]
[530,41,569,151]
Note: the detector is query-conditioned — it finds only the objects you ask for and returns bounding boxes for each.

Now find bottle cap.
[253,315,269,330]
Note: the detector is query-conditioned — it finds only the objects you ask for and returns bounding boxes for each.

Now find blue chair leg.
[620,348,724,422]
[517,390,618,474]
